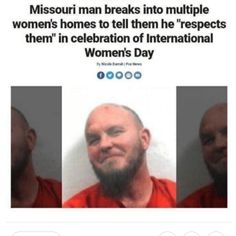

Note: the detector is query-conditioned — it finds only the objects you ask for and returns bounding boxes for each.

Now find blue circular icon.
[97,71,105,79]
[125,71,132,79]
[134,71,142,79]
[106,71,114,79]
[116,71,123,79]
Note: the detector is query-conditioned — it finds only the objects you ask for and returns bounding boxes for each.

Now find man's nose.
[215,133,227,149]
[100,134,113,151]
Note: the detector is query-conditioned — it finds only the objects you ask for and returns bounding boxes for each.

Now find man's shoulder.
[34,176,62,208]
[63,183,101,208]
[151,177,176,192]
[150,177,176,207]
[38,176,61,187]
[178,183,221,208]
[37,176,61,195]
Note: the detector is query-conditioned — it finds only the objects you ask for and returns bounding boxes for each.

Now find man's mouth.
[99,153,124,163]
[215,154,227,165]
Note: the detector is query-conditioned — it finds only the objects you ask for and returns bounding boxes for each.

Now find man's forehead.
[202,105,226,121]
[86,105,135,130]
[200,104,227,131]
[91,104,129,116]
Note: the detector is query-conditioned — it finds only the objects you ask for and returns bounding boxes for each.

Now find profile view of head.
[11,107,36,180]
[199,103,227,195]
[85,103,150,198]
[11,106,62,208]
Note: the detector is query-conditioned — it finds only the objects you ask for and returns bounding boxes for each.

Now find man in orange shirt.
[179,103,227,208]
[11,107,61,207]
[64,104,176,208]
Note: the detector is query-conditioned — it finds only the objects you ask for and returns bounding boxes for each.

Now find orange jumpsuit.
[178,183,227,208]
[33,176,62,208]
[63,177,176,208]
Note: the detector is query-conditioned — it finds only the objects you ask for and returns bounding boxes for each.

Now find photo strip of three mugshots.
[11,86,227,208]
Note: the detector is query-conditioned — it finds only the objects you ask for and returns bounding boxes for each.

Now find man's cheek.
[89,152,100,164]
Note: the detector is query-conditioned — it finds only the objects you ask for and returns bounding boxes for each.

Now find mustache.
[213,149,227,162]
[98,150,125,163]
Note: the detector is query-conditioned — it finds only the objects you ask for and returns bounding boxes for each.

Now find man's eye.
[108,129,124,136]
[87,137,100,145]
[201,136,214,145]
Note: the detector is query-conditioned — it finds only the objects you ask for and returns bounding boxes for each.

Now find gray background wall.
[177,86,227,202]
[11,87,61,181]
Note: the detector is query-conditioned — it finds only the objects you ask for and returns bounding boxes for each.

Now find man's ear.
[26,128,37,151]
[140,128,151,150]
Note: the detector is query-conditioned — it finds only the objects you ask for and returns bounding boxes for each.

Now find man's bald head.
[85,103,144,132]
[200,103,227,134]
[11,107,29,130]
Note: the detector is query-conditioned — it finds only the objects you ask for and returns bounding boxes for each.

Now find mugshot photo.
[62,86,176,208]
[177,86,227,208]
[11,86,62,208]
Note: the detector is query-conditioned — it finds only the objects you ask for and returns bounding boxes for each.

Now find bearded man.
[63,103,176,208]
[11,107,61,207]
[179,103,227,208]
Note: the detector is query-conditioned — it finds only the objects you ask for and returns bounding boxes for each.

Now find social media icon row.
[97,71,142,79]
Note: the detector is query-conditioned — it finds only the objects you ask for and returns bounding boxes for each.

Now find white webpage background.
[0,0,235,235]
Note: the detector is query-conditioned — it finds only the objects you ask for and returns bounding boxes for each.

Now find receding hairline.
[11,106,29,128]
[85,103,144,131]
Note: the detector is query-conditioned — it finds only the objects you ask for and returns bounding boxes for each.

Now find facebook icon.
[97,71,105,79]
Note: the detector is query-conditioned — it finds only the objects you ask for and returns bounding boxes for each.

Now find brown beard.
[91,152,144,199]
[206,162,227,197]
[11,148,31,198]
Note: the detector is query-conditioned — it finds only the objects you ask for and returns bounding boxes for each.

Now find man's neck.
[11,164,39,208]
[119,162,153,208]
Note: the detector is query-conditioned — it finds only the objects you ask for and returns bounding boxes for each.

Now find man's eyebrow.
[200,133,211,139]
[107,125,124,131]
[85,125,125,136]
[85,132,97,138]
